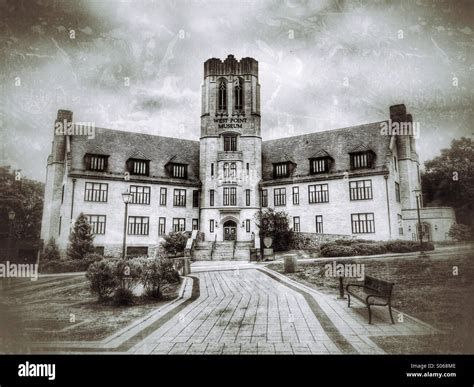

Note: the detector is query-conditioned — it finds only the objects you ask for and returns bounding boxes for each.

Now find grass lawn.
[267,249,474,354]
[0,274,181,352]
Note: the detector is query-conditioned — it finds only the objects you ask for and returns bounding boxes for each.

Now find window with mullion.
[310,157,330,174]
[261,189,268,207]
[349,180,373,200]
[160,188,167,206]
[224,136,237,151]
[84,182,108,202]
[86,215,106,235]
[130,185,151,205]
[292,186,299,205]
[173,189,186,207]
[315,215,323,234]
[172,218,186,232]
[351,213,375,234]
[128,216,149,235]
[158,217,166,236]
[274,188,286,206]
[293,216,300,232]
[308,184,329,204]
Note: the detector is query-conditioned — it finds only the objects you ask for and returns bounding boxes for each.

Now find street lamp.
[8,210,15,262]
[121,190,132,259]
[413,189,423,250]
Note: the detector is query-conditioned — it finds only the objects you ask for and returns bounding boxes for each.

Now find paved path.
[128,266,438,355]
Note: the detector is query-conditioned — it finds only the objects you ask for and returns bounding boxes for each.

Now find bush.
[319,240,434,257]
[86,259,119,301]
[115,258,145,291]
[112,287,135,306]
[42,238,61,262]
[448,223,473,241]
[141,257,180,298]
[160,232,188,256]
[39,253,104,274]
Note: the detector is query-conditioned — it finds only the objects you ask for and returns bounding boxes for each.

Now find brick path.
[128,266,438,355]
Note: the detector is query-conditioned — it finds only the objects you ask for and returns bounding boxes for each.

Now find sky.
[0,0,472,182]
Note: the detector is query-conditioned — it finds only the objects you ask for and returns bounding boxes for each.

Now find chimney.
[52,109,73,162]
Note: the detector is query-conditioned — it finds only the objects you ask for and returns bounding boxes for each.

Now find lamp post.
[413,189,423,250]
[8,210,15,261]
[121,190,132,259]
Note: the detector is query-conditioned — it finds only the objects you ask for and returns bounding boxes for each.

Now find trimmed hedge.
[320,239,434,257]
[39,253,104,274]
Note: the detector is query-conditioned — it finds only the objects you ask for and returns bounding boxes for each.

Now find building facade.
[40,55,455,259]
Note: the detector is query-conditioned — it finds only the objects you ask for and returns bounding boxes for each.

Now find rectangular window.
[58,216,62,236]
[210,189,215,206]
[86,215,106,235]
[193,190,199,208]
[349,180,373,200]
[158,217,166,236]
[223,187,236,206]
[292,186,299,205]
[95,246,105,255]
[128,216,149,235]
[173,218,186,232]
[192,218,199,230]
[293,216,300,232]
[61,184,65,204]
[273,162,289,178]
[261,189,268,207]
[126,246,148,257]
[209,220,215,233]
[274,188,286,206]
[173,189,186,207]
[85,154,108,172]
[160,187,167,206]
[395,182,401,203]
[315,215,323,234]
[171,163,187,179]
[310,157,330,174]
[350,152,373,169]
[246,219,251,232]
[351,213,375,234]
[130,185,151,205]
[211,163,214,177]
[397,214,403,235]
[308,184,329,204]
[246,189,251,206]
[84,182,108,202]
[128,159,149,176]
[394,156,398,172]
[224,135,237,151]
[246,163,249,175]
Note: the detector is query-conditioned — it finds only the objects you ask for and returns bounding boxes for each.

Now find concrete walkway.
[128,265,438,355]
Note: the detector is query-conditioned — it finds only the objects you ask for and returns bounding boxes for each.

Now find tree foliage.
[0,166,44,239]
[160,232,188,257]
[254,208,294,251]
[67,213,95,260]
[42,237,61,261]
[422,137,474,226]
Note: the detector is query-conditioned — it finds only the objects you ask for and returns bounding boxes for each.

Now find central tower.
[199,55,262,242]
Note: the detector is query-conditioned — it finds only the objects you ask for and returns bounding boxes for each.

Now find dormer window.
[171,163,187,179]
[85,154,108,172]
[350,151,375,170]
[273,161,294,178]
[224,135,237,151]
[310,157,332,174]
[127,158,150,176]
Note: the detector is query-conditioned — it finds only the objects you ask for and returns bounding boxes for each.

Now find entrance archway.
[223,220,237,241]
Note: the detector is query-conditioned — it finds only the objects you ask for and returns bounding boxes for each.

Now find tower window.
[234,77,243,111]
[218,78,227,111]
[210,189,215,206]
[223,187,236,206]
[224,135,237,151]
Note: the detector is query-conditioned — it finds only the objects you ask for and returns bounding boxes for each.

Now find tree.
[422,137,474,226]
[42,237,61,261]
[160,232,188,257]
[0,166,44,239]
[448,224,473,241]
[67,213,94,260]
[254,208,294,251]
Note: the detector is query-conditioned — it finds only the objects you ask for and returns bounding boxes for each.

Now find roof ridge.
[91,126,200,143]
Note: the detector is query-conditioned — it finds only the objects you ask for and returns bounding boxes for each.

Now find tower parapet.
[204,55,258,78]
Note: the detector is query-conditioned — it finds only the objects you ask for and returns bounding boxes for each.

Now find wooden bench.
[346,275,395,324]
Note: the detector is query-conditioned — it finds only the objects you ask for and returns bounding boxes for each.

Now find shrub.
[448,223,473,241]
[160,232,188,257]
[320,245,356,257]
[112,287,135,306]
[141,257,180,298]
[42,238,61,262]
[86,259,119,301]
[319,240,434,257]
[352,243,388,256]
[115,258,145,291]
[255,208,294,252]
[39,253,104,274]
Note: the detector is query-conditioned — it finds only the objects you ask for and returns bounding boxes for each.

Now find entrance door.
[223,220,237,241]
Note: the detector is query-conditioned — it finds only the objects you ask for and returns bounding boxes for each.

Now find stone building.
[40,55,455,260]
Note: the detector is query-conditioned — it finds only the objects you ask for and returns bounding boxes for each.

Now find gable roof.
[69,127,200,182]
[261,121,391,180]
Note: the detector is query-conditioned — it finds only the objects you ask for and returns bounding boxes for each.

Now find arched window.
[218,78,227,111]
[223,163,229,178]
[234,77,243,111]
[230,163,237,179]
